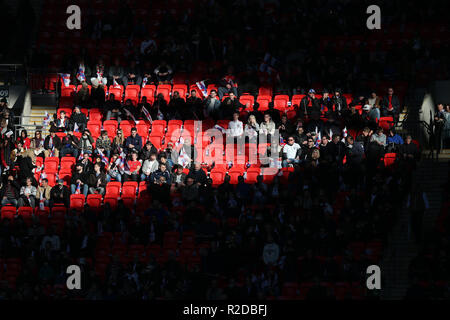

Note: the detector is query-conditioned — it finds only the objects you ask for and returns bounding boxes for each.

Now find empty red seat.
[245,168,261,184]
[122,181,138,198]
[150,120,166,135]
[87,121,102,139]
[60,157,76,171]
[44,157,60,173]
[291,95,305,108]
[104,196,118,210]
[1,206,16,219]
[258,87,273,97]
[239,94,255,109]
[51,206,67,218]
[120,120,134,137]
[70,194,85,211]
[105,182,121,198]
[379,117,394,131]
[136,122,150,139]
[89,111,103,122]
[61,85,76,97]
[87,194,103,209]
[18,207,33,219]
[274,95,289,111]
[384,153,397,167]
[256,95,272,111]
[210,169,225,187]
[103,120,118,137]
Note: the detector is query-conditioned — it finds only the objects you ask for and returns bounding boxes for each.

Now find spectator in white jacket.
[228,112,244,140]
[18,177,37,208]
[140,153,159,182]
[282,137,301,167]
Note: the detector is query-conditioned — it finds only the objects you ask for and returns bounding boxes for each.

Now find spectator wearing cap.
[96,130,112,159]
[361,104,379,130]
[50,179,70,207]
[299,89,320,117]
[124,127,142,154]
[44,129,62,158]
[70,106,88,132]
[381,87,400,121]
[71,163,89,197]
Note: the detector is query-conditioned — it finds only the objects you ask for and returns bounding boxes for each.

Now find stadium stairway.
[381,156,448,299]
[23,105,57,136]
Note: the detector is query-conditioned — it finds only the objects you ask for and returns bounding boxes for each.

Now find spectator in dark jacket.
[50,179,70,207]
[61,131,80,158]
[70,106,88,132]
[1,175,20,206]
[299,89,320,117]
[150,163,171,184]
[70,163,89,196]
[55,111,70,132]
[124,128,143,154]
[187,163,207,185]
[217,68,238,99]
[44,129,62,158]
[381,87,401,121]
[88,163,107,195]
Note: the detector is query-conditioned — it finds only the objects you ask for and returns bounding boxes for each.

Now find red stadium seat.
[87,121,102,139]
[58,169,72,186]
[156,84,172,103]
[291,95,305,108]
[17,207,33,219]
[89,111,103,122]
[1,206,16,219]
[122,181,138,198]
[103,120,118,137]
[274,95,290,111]
[245,168,261,184]
[104,196,118,210]
[44,157,60,173]
[60,157,76,171]
[58,107,72,118]
[70,194,85,211]
[256,95,272,111]
[148,134,164,150]
[239,94,255,110]
[258,87,273,97]
[119,120,134,137]
[105,182,121,198]
[35,157,44,168]
[379,117,394,131]
[61,85,76,97]
[383,153,397,167]
[210,169,225,187]
[136,122,150,139]
[140,85,156,103]
[124,85,140,105]
[51,206,67,219]
[150,120,166,135]
[86,194,103,209]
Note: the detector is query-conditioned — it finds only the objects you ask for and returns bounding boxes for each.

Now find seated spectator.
[124,151,141,182]
[158,153,172,173]
[106,154,122,183]
[294,126,308,146]
[204,90,221,120]
[141,152,159,182]
[328,134,346,164]
[137,96,152,120]
[217,67,238,100]
[386,128,404,152]
[228,112,244,140]
[108,57,125,86]
[150,163,171,184]
[361,104,380,130]
[152,93,168,120]
[381,87,400,121]
[246,101,264,124]
[346,105,363,130]
[181,176,199,203]
[187,163,207,185]
[368,91,382,109]
[167,91,185,119]
[78,129,94,155]
[93,156,106,173]
[186,90,203,120]
[70,106,88,132]
[221,92,244,119]
[123,60,142,87]
[278,115,294,141]
[260,113,276,140]
[282,136,301,167]
[44,129,61,158]
[139,141,158,161]
[319,90,333,115]
[60,131,80,158]
[75,81,90,107]
[18,129,31,150]
[154,60,173,84]
[71,163,89,197]
[36,178,52,208]
[104,94,122,122]
[1,174,20,207]
[18,177,37,208]
[55,110,70,132]
[77,152,94,174]
[96,130,112,159]
[111,129,125,154]
[50,179,70,207]
[170,164,187,193]
[368,127,387,163]
[356,127,372,152]
[30,130,45,158]
[124,127,143,154]
[90,78,106,108]
[88,163,107,195]
[244,115,260,142]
